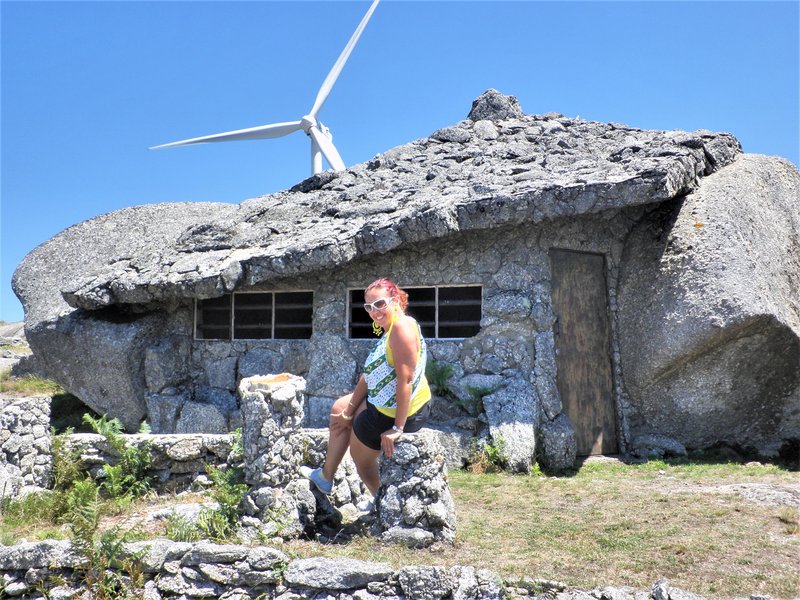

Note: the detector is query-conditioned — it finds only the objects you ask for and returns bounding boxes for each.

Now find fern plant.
[66,477,145,598]
[425,360,456,399]
[82,414,153,501]
[164,465,248,543]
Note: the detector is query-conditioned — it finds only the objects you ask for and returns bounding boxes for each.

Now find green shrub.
[165,465,248,543]
[52,427,83,492]
[455,384,495,416]
[66,477,145,598]
[82,414,152,501]
[164,512,203,542]
[230,427,244,459]
[467,436,508,473]
[205,465,247,539]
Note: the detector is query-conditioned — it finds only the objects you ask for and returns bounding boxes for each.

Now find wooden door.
[550,249,617,455]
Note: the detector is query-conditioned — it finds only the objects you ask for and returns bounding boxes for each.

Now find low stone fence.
[61,433,236,493]
[0,396,51,501]
[0,539,721,600]
[1,377,457,548]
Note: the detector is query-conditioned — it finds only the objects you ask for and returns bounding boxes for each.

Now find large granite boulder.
[12,203,237,430]
[617,154,800,455]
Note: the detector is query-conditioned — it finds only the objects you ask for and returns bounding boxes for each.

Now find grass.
[0,457,796,598]
[0,368,65,396]
[0,343,31,355]
[278,459,799,599]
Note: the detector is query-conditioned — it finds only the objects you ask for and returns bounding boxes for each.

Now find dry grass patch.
[280,460,799,599]
[0,369,64,396]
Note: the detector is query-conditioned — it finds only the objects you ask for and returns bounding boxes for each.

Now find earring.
[372,321,383,336]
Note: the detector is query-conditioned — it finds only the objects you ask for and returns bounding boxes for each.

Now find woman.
[301,278,431,504]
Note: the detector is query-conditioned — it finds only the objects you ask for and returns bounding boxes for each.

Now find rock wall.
[178,208,645,474]
[0,396,51,500]
[61,432,235,493]
[375,433,456,547]
[0,540,719,600]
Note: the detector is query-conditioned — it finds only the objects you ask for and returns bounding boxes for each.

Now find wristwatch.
[391,425,404,433]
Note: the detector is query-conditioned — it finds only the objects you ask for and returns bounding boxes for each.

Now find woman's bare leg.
[322,394,364,482]
[348,432,382,496]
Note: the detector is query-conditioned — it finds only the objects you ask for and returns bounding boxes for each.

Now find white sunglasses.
[363,297,394,312]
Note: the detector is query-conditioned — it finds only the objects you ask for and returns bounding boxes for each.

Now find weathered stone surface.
[539,414,577,473]
[398,566,453,599]
[181,543,249,565]
[31,96,738,313]
[375,431,456,546]
[482,376,538,472]
[381,526,435,549]
[304,334,358,403]
[12,203,234,431]
[630,434,687,459]
[0,540,79,570]
[283,557,393,589]
[144,335,191,393]
[145,392,188,433]
[617,155,800,455]
[124,539,194,573]
[176,401,228,434]
[468,89,524,121]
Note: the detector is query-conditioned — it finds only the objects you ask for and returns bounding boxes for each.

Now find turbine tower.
[151,0,380,176]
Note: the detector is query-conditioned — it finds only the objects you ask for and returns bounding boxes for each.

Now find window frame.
[194,290,314,341]
[347,284,482,340]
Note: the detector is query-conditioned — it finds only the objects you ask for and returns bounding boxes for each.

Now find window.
[195,291,313,340]
[349,285,482,339]
[195,295,231,340]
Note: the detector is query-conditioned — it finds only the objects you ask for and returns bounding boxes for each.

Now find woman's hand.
[329,410,354,433]
[380,428,402,457]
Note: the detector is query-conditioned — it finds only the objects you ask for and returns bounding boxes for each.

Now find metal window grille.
[195,291,313,340]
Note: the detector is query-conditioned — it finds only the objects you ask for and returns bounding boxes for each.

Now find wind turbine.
[150,0,380,176]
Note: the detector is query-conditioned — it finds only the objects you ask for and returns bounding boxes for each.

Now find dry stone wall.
[61,432,235,493]
[0,396,51,500]
[0,540,728,600]
[178,206,648,475]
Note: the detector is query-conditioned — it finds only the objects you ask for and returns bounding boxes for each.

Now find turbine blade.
[150,120,303,149]
[309,0,380,118]
[309,126,346,171]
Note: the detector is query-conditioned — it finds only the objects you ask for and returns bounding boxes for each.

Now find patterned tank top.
[363,318,430,416]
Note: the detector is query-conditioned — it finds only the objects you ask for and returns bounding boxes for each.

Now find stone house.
[13,90,800,472]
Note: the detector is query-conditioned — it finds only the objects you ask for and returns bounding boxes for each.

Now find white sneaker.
[299,466,333,495]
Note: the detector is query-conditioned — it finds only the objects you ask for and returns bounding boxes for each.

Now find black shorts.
[353,401,431,451]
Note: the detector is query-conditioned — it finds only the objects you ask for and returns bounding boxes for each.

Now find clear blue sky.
[2,1,798,323]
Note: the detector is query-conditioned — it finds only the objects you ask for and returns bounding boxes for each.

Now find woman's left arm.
[381,318,418,457]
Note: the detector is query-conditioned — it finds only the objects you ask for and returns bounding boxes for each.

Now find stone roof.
[55,90,740,310]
